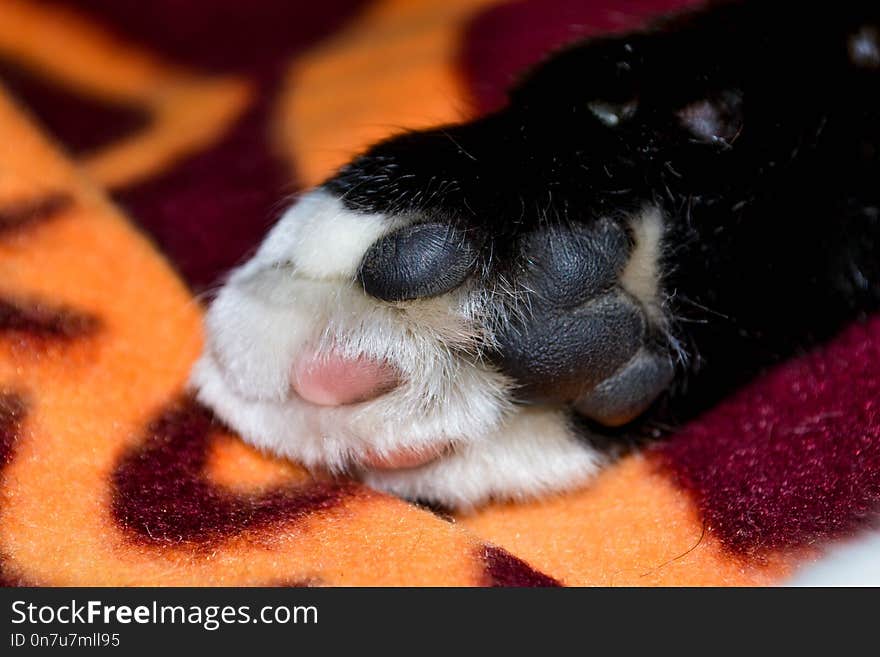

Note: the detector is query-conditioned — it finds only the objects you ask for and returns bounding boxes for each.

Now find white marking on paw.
[192,189,516,483]
[361,406,604,511]
[202,271,322,401]
[193,344,511,473]
[247,190,403,280]
[620,206,665,322]
[362,407,605,511]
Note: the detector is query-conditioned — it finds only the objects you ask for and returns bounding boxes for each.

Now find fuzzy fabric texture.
[0,0,876,585]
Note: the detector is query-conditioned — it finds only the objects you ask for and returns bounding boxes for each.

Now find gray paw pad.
[574,349,674,426]
[358,222,478,302]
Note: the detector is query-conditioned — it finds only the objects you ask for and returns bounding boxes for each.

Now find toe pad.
[358,222,478,302]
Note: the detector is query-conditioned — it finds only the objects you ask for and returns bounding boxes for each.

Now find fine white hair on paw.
[192,188,516,476]
[361,406,605,511]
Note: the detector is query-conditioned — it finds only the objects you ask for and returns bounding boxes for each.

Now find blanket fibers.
[1,0,878,586]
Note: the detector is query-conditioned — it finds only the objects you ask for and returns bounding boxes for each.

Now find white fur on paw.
[361,406,605,511]
[620,206,665,323]
[245,189,400,280]
[192,189,514,475]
